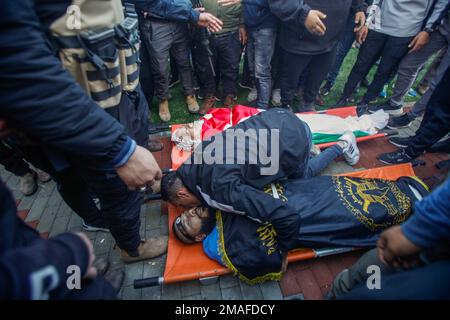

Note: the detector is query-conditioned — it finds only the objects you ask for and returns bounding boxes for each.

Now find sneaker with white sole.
[338,131,360,165]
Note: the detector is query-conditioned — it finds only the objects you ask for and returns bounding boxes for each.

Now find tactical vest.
[50,0,140,109]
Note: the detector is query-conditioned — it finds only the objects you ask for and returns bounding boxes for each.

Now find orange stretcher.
[134,162,417,288]
[170,106,387,170]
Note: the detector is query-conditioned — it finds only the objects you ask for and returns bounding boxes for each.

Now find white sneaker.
[247,87,257,102]
[271,89,281,106]
[338,131,360,165]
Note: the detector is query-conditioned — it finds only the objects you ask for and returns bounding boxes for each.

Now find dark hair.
[161,171,185,202]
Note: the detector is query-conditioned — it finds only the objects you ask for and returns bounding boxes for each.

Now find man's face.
[174,207,209,243]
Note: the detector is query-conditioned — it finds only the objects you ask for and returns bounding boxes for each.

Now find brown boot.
[159,100,171,122]
[121,236,168,264]
[186,95,200,114]
[223,94,236,108]
[20,171,37,196]
[199,95,216,115]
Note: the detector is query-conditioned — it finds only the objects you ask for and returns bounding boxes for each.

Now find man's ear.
[176,188,190,199]
[195,233,206,242]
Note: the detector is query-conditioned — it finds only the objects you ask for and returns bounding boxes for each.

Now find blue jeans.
[247,28,277,109]
[326,13,356,86]
[291,125,344,178]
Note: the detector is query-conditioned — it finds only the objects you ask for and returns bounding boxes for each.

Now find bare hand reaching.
[116,145,162,190]
[305,10,327,36]
[195,8,223,33]
[408,31,430,53]
[354,12,366,33]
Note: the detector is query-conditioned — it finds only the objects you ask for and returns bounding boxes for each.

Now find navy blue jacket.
[0,0,135,169]
[402,178,450,249]
[268,0,367,54]
[0,181,90,299]
[242,0,278,30]
[126,0,200,22]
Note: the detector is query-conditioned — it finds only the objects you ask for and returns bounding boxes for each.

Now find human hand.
[239,26,247,45]
[356,25,368,44]
[408,31,430,53]
[354,12,366,32]
[217,0,241,6]
[197,9,223,33]
[74,232,97,279]
[377,226,421,269]
[116,145,162,190]
[305,10,327,36]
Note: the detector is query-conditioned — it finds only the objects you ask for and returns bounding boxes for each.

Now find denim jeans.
[327,13,356,86]
[247,28,277,109]
[291,125,343,178]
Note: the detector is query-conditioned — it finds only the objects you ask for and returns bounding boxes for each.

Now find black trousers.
[138,15,155,110]
[406,66,450,158]
[7,88,149,255]
[280,47,336,107]
[0,141,31,176]
[193,30,241,96]
[342,30,413,104]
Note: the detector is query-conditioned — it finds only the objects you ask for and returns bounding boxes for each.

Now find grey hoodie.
[373,0,446,37]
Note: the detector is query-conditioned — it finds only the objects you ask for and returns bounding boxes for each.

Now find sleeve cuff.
[111,137,136,168]
[401,213,437,249]
[190,9,200,22]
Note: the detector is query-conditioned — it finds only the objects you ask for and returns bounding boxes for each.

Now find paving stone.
[17,190,39,211]
[121,285,142,300]
[219,274,238,289]
[145,204,162,230]
[123,261,144,287]
[200,283,222,300]
[49,215,70,237]
[57,201,73,218]
[321,161,357,176]
[259,281,283,300]
[180,280,201,298]
[25,189,51,222]
[36,205,59,233]
[184,294,202,300]
[93,232,113,255]
[239,281,263,300]
[162,283,182,300]
[221,285,243,300]
[143,255,165,278]
[67,211,83,231]
[46,187,63,208]
[142,286,162,300]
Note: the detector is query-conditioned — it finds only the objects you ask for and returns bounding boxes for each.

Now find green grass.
[149,47,429,124]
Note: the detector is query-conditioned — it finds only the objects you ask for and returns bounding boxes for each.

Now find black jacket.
[268,0,367,55]
[0,181,90,299]
[177,108,311,252]
[0,0,132,168]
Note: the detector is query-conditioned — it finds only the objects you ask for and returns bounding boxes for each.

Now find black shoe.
[239,80,253,90]
[103,265,125,295]
[319,81,333,96]
[299,102,316,112]
[429,138,450,153]
[387,113,415,129]
[378,149,414,165]
[388,136,411,148]
[168,76,180,89]
[369,101,403,115]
